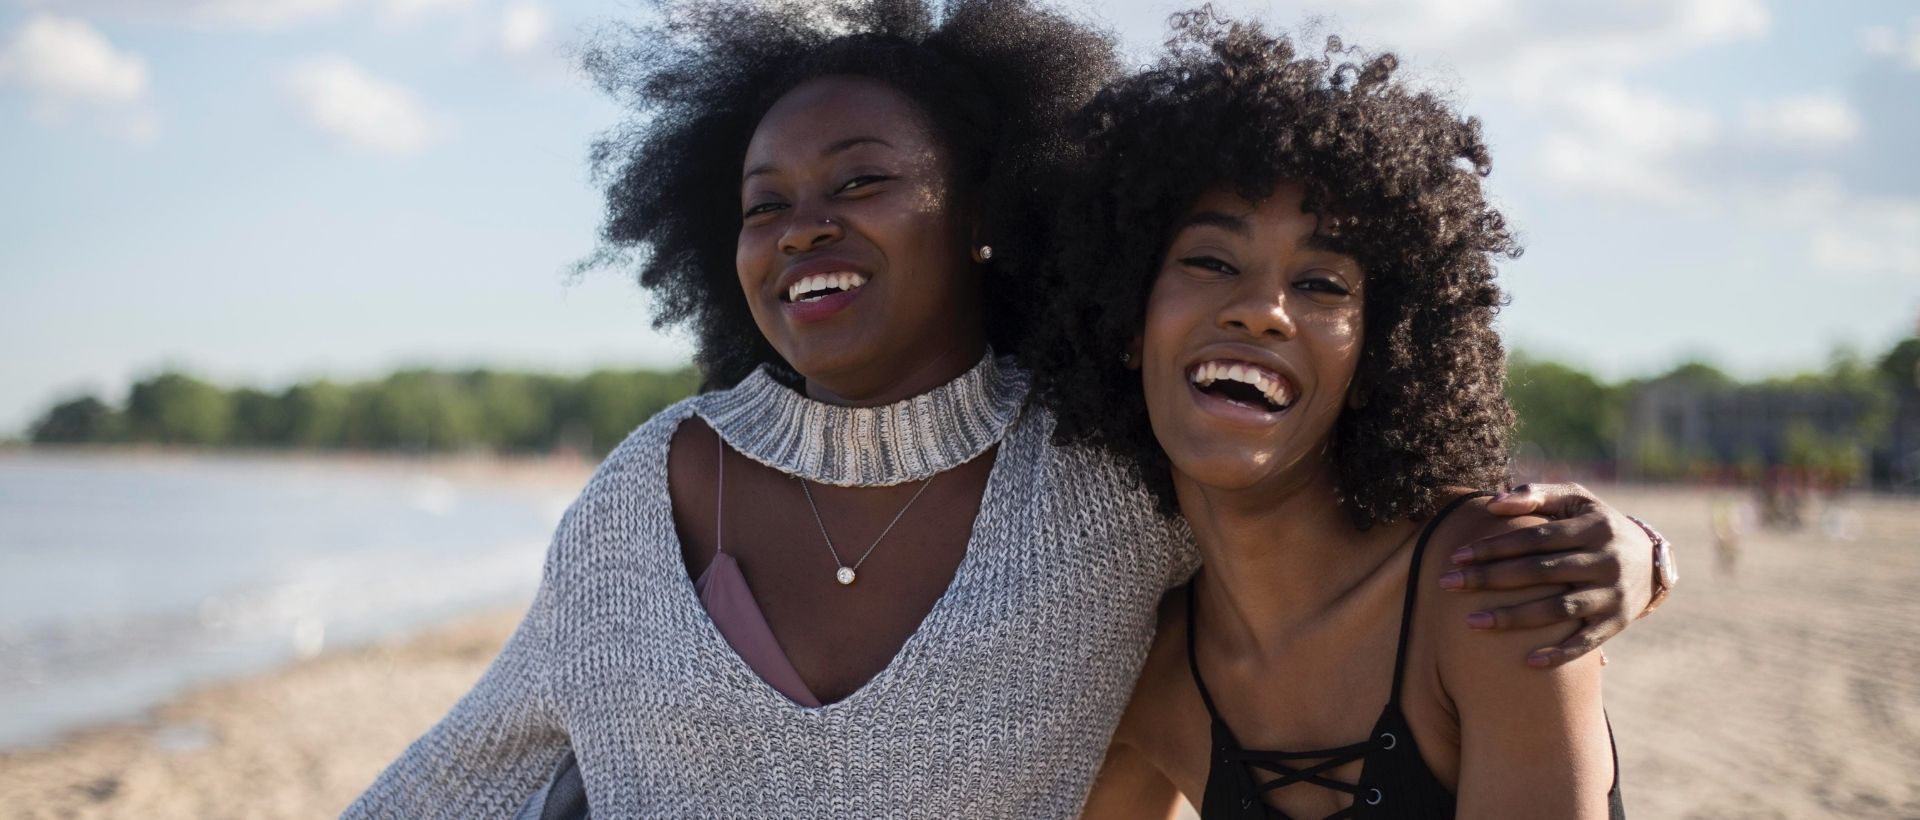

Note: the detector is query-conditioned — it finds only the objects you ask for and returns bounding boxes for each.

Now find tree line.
[28,367,699,456]
[25,336,1920,466]
[1507,337,1919,482]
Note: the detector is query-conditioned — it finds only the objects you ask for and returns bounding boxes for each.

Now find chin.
[1163,443,1275,493]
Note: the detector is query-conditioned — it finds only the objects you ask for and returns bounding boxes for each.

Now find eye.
[837,174,892,193]
[742,200,787,219]
[1294,277,1353,296]
[1178,255,1239,276]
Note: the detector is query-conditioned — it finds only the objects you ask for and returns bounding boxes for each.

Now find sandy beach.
[2,485,1916,819]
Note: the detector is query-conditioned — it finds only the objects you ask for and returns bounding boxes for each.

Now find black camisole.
[1188,491,1626,819]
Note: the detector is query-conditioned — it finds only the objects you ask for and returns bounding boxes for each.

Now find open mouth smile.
[781,271,870,303]
[1188,359,1296,415]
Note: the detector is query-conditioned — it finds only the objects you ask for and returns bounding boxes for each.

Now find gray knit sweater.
[345,360,1196,819]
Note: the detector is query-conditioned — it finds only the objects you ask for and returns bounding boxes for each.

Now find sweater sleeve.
[342,529,571,819]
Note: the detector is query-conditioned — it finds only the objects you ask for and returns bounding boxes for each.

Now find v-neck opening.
[653,406,1022,714]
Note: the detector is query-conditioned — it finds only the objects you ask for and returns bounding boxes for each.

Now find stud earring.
[976,245,994,261]
[1120,352,1131,364]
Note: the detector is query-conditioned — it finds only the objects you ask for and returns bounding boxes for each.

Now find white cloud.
[1744,94,1862,147]
[379,0,476,24]
[283,57,440,155]
[1535,81,1717,206]
[0,14,146,102]
[1760,175,1920,279]
[1861,18,1920,70]
[497,2,551,55]
[0,14,158,142]
[19,0,350,30]
[1277,0,1769,100]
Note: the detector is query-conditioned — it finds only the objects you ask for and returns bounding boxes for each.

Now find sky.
[2,0,1918,435]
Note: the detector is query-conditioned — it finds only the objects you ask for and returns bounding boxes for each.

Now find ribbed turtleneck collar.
[693,353,1028,487]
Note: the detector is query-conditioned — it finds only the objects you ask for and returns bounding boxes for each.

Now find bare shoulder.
[1414,494,1589,690]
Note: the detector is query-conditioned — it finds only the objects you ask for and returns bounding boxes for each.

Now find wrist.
[1627,514,1676,618]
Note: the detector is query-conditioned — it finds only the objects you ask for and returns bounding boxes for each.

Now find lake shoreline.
[0,606,527,820]
[1,446,598,490]
[4,485,1917,818]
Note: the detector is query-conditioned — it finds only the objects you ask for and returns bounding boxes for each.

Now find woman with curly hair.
[348,1,1660,816]
[1044,13,1630,819]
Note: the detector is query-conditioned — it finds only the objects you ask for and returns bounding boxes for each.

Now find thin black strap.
[1185,584,1225,722]
[1389,490,1496,704]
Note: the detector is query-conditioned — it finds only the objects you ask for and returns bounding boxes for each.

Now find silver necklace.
[796,474,936,586]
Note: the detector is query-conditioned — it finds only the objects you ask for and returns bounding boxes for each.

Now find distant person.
[1710,495,1743,576]
[1031,15,1636,817]
[346,1,1670,816]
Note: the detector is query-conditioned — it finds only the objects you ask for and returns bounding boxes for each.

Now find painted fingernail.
[1449,547,1474,565]
[1526,653,1552,668]
[1466,611,1493,629]
[1438,571,1464,590]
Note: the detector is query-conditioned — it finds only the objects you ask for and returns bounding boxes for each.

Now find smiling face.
[1140,183,1367,496]
[736,75,987,403]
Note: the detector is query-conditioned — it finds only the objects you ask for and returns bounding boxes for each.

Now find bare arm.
[1079,739,1185,820]
[1436,509,1616,819]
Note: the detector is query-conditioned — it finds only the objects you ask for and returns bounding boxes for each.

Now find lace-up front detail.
[1187,492,1626,820]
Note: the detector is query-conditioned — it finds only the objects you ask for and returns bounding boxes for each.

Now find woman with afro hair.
[348,2,1662,816]
[1042,12,1632,819]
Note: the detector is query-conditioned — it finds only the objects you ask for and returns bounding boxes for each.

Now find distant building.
[1617,378,1880,486]
[1879,385,1920,491]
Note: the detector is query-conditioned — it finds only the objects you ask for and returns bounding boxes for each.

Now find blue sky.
[3,0,1917,435]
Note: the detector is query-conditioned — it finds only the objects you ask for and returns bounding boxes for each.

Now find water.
[0,451,581,749]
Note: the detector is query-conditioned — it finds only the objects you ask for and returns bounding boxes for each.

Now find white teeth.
[787,271,869,302]
[1189,360,1292,409]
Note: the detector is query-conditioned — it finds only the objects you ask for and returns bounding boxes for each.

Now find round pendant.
[835,567,857,586]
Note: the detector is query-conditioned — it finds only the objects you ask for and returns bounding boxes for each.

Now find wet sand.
[2,485,1915,819]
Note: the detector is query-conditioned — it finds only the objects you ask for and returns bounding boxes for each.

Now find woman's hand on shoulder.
[1440,483,1658,668]
[1428,503,1617,819]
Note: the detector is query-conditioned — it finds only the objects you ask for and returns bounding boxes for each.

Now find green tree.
[1505,353,1619,461]
[1655,359,1734,387]
[29,395,123,443]
[467,370,558,451]
[229,387,289,446]
[281,381,351,448]
[123,372,232,445]
[1879,337,1920,389]
[345,370,485,451]
[569,368,699,454]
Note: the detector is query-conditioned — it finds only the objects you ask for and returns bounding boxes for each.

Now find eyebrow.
[1177,210,1250,237]
[742,135,896,182]
[1176,209,1345,252]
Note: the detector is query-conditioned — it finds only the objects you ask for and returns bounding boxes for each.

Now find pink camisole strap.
[696,432,822,708]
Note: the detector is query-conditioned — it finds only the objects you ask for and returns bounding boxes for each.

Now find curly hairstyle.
[579,0,1117,389]
[1023,10,1520,528]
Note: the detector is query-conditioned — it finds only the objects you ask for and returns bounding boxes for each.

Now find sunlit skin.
[1081,184,1615,819]
[661,71,1647,714]
[1139,187,1365,510]
[736,75,988,407]
[666,75,997,704]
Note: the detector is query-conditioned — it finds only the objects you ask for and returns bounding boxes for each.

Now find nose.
[1217,276,1297,339]
[779,207,843,254]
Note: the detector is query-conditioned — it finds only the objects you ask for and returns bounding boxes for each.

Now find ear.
[1345,376,1368,409]
[1124,335,1145,370]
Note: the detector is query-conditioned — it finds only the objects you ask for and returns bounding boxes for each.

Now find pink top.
[694,551,822,708]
